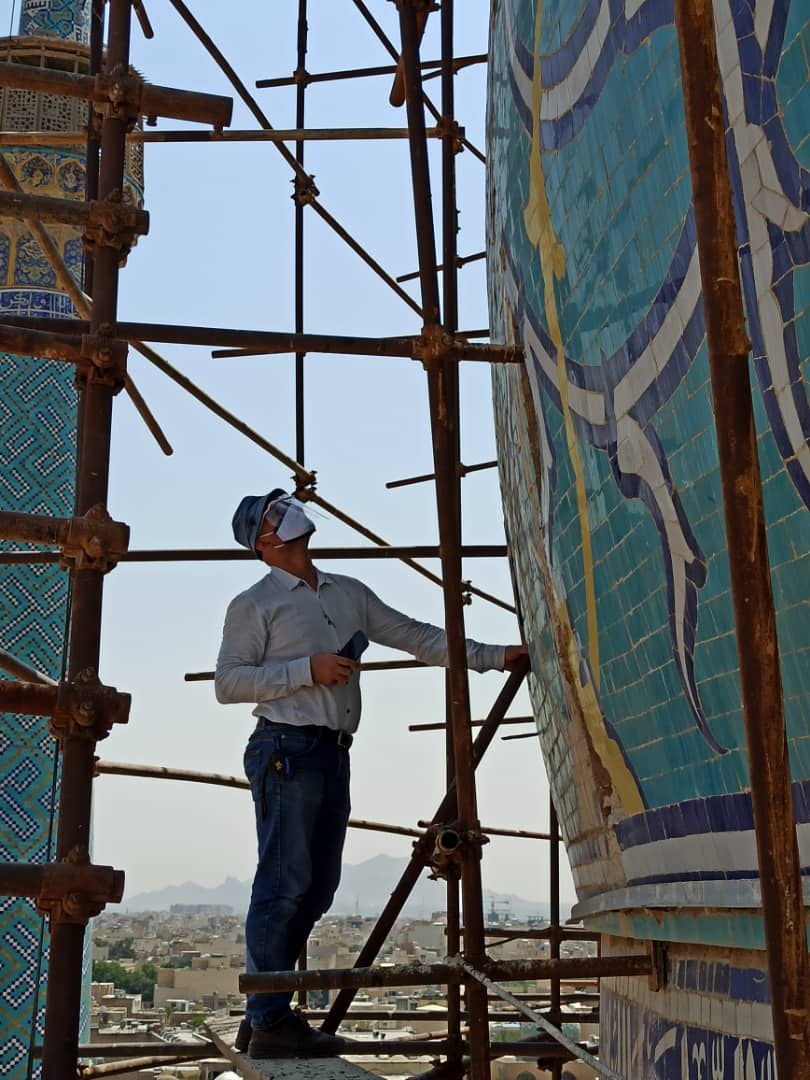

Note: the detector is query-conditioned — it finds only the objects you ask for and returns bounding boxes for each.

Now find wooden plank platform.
[204,1017,383,1080]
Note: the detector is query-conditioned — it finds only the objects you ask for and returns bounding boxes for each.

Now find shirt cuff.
[288,656,314,688]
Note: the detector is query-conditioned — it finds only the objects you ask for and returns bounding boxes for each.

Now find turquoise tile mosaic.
[488,0,809,1072]
[0,3,138,1075]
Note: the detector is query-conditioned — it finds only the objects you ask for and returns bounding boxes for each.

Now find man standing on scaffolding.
[215,489,527,1059]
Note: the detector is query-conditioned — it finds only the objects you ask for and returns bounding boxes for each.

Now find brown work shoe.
[234,1016,251,1052]
[248,1012,346,1058]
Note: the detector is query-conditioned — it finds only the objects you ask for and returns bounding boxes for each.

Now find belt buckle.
[336,730,353,749]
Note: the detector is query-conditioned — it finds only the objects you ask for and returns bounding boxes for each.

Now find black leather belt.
[255,718,353,748]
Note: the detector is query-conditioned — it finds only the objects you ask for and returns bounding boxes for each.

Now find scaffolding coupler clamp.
[292,172,319,207]
[60,504,130,573]
[83,194,149,263]
[425,822,489,880]
[436,116,465,154]
[414,325,455,368]
[35,847,125,925]
[293,470,318,500]
[78,333,128,391]
[93,69,144,124]
[49,669,131,742]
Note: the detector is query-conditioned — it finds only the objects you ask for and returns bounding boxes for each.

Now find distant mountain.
[113,854,561,920]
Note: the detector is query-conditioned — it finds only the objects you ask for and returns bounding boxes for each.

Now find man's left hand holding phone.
[310,630,369,686]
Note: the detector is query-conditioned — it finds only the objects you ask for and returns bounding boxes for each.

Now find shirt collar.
[271,566,333,591]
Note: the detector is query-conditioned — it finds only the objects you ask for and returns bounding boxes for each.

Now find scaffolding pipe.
[0,126,446,146]
[41,2,132,1073]
[454,957,621,1080]
[0,316,521,362]
[397,7,491,1076]
[0,62,232,127]
[409,715,531,732]
[386,459,497,489]
[242,954,650,993]
[0,543,508,564]
[256,54,486,89]
[93,761,550,843]
[0,648,57,686]
[673,1,810,1073]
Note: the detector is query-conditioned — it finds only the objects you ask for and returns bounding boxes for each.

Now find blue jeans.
[243,724,351,1029]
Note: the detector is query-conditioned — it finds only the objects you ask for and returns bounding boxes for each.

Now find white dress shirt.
[215,567,506,733]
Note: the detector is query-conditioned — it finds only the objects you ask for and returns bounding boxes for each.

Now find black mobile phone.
[337,630,369,662]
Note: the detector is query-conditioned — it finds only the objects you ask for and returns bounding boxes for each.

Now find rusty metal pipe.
[0,648,56,687]
[0,323,86,363]
[0,862,123,903]
[410,715,532,732]
[673,1,810,1072]
[0,509,79,546]
[183,659,424,682]
[0,127,444,146]
[397,5,490,1075]
[93,760,551,846]
[42,2,133,1074]
[294,0,308,466]
[77,1054,210,1078]
[256,55,486,89]
[485,927,598,942]
[212,342,518,363]
[396,251,486,285]
[386,459,497,489]
[0,61,232,128]
[37,1044,216,1059]
[0,187,148,233]
[420,821,555,841]
[549,796,562,1028]
[0,543,508,565]
[0,509,129,563]
[0,679,58,715]
[243,954,649,993]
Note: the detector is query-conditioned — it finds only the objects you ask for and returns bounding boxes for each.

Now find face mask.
[263,495,316,543]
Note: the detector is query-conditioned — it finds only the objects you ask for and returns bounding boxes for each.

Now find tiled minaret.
[0,3,143,1074]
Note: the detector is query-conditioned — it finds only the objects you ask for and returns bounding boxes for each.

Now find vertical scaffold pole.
[41,1,133,1075]
[441,2,463,1075]
[294,0,308,466]
[396,5,491,1078]
[673,1,810,1074]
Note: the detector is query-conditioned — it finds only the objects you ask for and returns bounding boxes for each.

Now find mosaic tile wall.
[20,0,90,44]
[600,936,776,1078]
[0,4,98,1076]
[487,0,809,1071]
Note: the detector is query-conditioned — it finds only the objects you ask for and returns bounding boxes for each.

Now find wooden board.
[204,1017,382,1080]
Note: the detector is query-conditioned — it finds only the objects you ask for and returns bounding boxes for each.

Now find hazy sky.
[3,0,576,905]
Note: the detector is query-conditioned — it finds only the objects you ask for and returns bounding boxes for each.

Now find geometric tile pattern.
[0,8,89,1077]
[19,1,90,44]
[0,357,71,1078]
[487,0,809,1071]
